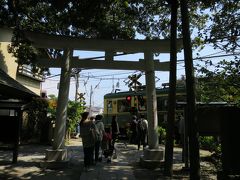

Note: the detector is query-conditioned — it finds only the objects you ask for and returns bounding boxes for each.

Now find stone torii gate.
[24,31,182,166]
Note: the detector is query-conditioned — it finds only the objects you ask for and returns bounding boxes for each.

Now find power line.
[46,70,137,79]
[92,71,138,77]
[177,52,239,63]
[44,53,238,80]
[45,74,61,79]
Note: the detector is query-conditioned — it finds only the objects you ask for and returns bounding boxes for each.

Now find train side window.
[107,101,113,112]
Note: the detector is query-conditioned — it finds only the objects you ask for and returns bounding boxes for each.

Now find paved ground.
[0,138,217,180]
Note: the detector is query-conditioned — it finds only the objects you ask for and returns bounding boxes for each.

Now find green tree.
[47,95,85,139]
[1,1,238,68]
[196,59,240,105]
[66,100,85,139]
[25,97,49,142]
[2,0,239,72]
[47,94,57,120]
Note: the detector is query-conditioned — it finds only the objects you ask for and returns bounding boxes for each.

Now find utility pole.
[89,85,93,116]
[75,73,79,101]
[72,68,81,102]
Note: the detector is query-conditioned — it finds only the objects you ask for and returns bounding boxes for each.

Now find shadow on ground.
[0,140,83,180]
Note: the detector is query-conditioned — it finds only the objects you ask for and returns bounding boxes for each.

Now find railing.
[17,65,44,82]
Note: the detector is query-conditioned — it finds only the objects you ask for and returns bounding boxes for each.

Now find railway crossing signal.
[126,95,131,105]
[128,73,142,91]
[77,93,85,101]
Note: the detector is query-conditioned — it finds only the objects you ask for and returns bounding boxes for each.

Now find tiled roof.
[0,69,38,100]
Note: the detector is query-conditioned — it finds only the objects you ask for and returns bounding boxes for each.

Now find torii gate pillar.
[42,49,72,166]
[140,51,164,168]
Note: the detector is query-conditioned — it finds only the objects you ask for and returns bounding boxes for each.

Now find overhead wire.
[177,52,239,64]
[44,52,239,91]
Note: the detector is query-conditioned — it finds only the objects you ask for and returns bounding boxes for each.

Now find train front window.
[117,99,129,112]
[138,98,147,111]
[157,97,168,111]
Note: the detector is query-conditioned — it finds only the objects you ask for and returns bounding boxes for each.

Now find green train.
[102,87,186,137]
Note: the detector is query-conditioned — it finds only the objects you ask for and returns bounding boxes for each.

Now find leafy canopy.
[1,0,238,63]
[196,59,240,105]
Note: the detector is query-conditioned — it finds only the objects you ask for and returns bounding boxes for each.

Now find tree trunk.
[180,0,200,179]
[164,0,178,176]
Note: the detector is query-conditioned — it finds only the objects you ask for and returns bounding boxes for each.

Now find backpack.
[137,119,145,133]
[94,121,101,141]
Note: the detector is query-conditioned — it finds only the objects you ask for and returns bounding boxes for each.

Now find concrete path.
[80,143,140,180]
[0,138,217,179]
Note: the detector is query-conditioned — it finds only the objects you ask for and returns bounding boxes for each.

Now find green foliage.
[47,94,58,120]
[158,126,166,144]
[199,136,222,170]
[25,97,49,140]
[47,95,85,136]
[7,29,50,75]
[204,0,240,52]
[199,136,221,154]
[66,100,85,135]
[1,0,239,73]
[196,59,240,106]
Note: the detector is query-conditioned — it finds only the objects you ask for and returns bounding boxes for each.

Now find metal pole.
[75,73,79,102]
[89,85,93,116]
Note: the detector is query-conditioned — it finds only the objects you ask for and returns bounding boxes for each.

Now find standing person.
[177,113,184,146]
[177,113,185,162]
[111,115,119,157]
[130,115,138,144]
[139,114,148,149]
[102,128,113,163]
[80,112,95,171]
[136,117,143,150]
[94,114,105,162]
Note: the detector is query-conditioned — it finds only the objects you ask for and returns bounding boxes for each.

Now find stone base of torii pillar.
[39,149,69,169]
[140,147,165,169]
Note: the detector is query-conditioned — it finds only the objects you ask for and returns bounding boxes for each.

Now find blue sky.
[42,50,173,107]
[41,43,233,108]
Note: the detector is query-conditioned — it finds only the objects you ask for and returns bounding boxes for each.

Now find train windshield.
[117,99,130,112]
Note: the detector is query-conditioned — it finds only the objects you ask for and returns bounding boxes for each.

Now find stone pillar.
[44,49,72,164]
[141,51,164,168]
[145,51,158,149]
